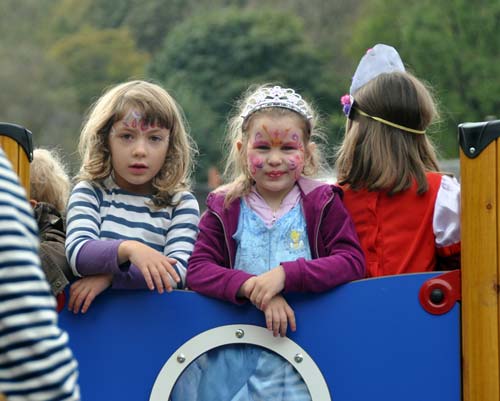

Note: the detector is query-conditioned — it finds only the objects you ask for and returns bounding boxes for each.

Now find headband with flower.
[340,44,425,135]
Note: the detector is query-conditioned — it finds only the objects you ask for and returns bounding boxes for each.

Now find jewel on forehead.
[241,86,313,121]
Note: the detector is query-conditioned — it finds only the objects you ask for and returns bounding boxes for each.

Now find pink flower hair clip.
[340,94,353,117]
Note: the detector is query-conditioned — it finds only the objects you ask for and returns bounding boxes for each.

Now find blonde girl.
[30,148,75,296]
[336,44,461,277]
[30,148,71,212]
[65,80,200,313]
[176,84,364,401]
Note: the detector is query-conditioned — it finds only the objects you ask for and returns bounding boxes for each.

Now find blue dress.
[233,200,312,275]
[171,200,312,400]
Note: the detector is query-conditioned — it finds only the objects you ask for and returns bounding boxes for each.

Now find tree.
[0,44,81,155]
[48,0,249,54]
[0,0,53,42]
[148,8,336,179]
[49,27,149,110]
[0,0,81,160]
[348,0,500,157]
[249,0,366,78]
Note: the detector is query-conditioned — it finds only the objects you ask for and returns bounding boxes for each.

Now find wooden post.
[0,122,33,197]
[460,120,500,401]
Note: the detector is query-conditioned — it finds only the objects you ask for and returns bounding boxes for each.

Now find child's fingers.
[157,263,174,293]
[156,269,171,294]
[67,284,79,311]
[244,277,257,299]
[166,257,178,265]
[251,286,275,310]
[139,267,155,291]
[265,307,281,337]
[149,267,164,294]
[285,305,296,333]
[279,309,288,337]
[249,287,261,306]
[259,293,273,311]
[68,281,84,312]
[265,308,273,332]
[163,260,180,284]
[273,313,282,337]
[81,292,96,314]
[71,286,90,314]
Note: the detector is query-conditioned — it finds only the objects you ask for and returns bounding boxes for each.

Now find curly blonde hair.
[30,148,70,213]
[221,84,327,206]
[77,80,196,207]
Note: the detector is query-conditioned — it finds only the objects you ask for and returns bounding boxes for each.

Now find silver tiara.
[241,86,313,120]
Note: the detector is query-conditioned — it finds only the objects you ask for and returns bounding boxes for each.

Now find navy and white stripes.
[0,149,79,400]
[65,176,200,288]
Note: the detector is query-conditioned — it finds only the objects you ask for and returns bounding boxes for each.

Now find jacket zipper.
[315,192,334,258]
[210,210,233,269]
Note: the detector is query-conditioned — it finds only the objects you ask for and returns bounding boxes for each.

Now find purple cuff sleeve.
[77,240,149,289]
[111,265,149,290]
[227,271,255,305]
[76,239,125,276]
[281,260,304,292]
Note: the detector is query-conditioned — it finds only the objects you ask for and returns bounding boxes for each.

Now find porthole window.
[149,324,331,401]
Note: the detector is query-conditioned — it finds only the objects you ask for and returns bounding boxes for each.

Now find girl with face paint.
[65,80,200,314]
[174,85,365,401]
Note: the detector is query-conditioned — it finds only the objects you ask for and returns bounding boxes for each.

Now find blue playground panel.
[59,272,461,401]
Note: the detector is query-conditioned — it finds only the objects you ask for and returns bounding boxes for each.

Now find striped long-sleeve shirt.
[65,176,200,289]
[0,149,79,400]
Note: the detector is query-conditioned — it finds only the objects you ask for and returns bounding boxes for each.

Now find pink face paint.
[262,125,292,147]
[140,119,156,131]
[248,154,264,175]
[122,110,159,132]
[287,154,305,179]
[247,119,307,181]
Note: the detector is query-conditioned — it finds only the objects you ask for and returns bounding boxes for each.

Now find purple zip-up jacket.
[186,177,366,304]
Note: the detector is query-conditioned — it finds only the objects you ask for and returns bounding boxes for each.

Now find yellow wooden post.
[460,120,500,401]
[0,122,33,198]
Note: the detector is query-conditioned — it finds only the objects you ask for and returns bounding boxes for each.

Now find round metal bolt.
[177,354,186,363]
[469,147,476,154]
[235,329,245,339]
[430,288,445,304]
[294,353,304,363]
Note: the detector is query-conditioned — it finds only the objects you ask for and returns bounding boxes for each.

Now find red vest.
[341,173,443,277]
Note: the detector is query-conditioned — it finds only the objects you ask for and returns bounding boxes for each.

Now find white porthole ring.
[149,324,332,400]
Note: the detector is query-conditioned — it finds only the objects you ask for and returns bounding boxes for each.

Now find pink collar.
[244,185,301,227]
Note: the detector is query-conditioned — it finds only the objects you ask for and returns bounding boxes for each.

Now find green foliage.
[5,0,495,175]
[49,27,149,109]
[349,0,500,158]
[168,85,221,176]
[48,0,134,36]
[0,0,54,43]
[0,42,81,155]
[0,0,81,160]
[48,0,250,53]
[149,8,336,178]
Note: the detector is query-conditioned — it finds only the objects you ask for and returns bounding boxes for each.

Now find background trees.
[1,0,497,178]
[50,27,148,110]
[349,0,500,156]
[148,8,336,172]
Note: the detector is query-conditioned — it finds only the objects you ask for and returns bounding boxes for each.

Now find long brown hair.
[335,72,440,195]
